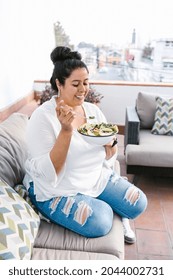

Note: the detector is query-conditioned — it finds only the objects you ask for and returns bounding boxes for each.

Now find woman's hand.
[51,99,75,174]
[56,100,75,131]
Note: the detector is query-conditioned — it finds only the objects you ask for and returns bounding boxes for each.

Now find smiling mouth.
[75,95,84,100]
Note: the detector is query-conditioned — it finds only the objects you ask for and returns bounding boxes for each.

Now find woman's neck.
[73,105,83,113]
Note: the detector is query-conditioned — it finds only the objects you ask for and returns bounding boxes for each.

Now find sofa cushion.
[0,113,28,187]
[136,92,156,129]
[31,248,118,260]
[33,214,124,260]
[0,179,40,260]
[126,130,173,167]
[151,96,173,135]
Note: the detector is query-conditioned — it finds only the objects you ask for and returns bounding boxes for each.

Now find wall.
[34,80,173,125]
[0,0,55,109]
[92,84,173,125]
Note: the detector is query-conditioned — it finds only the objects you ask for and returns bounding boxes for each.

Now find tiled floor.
[117,134,173,260]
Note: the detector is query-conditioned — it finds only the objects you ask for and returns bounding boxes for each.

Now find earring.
[57,89,61,98]
[55,79,61,97]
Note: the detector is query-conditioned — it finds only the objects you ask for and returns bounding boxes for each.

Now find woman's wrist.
[61,126,73,134]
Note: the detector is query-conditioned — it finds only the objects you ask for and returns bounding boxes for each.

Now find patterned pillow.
[0,179,40,260]
[14,184,50,222]
[151,96,173,135]
[14,184,38,213]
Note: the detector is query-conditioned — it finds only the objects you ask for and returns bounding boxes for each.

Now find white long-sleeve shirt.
[23,97,119,201]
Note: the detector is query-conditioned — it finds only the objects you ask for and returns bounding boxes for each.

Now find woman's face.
[57,67,89,107]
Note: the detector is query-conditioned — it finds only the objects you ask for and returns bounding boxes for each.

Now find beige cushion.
[32,248,118,260]
[151,96,173,135]
[136,92,156,128]
[0,113,28,187]
[33,214,124,260]
[126,130,173,167]
[32,159,124,260]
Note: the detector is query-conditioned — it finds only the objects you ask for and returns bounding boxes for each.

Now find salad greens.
[78,122,118,136]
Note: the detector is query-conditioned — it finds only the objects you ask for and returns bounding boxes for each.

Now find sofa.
[0,112,124,260]
[124,91,173,176]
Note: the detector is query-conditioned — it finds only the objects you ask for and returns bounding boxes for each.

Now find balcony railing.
[34,80,173,129]
[1,79,173,126]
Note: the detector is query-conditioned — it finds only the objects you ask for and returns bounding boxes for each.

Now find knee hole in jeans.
[74,200,93,226]
[62,197,75,217]
[124,186,140,206]
[49,197,93,226]
[49,197,62,214]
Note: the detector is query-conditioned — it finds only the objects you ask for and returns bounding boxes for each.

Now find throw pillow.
[136,92,157,129]
[151,96,173,135]
[0,179,40,260]
[14,184,50,222]
[0,113,28,187]
[14,184,39,215]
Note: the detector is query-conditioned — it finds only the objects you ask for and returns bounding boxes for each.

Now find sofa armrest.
[124,106,140,149]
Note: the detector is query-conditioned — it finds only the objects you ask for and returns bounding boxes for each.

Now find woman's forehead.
[69,68,89,80]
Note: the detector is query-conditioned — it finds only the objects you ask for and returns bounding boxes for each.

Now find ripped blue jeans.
[28,174,147,238]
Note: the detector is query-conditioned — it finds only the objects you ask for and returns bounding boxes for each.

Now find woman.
[23,46,147,239]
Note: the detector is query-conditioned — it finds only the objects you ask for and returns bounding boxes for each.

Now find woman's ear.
[55,79,61,97]
[55,79,61,89]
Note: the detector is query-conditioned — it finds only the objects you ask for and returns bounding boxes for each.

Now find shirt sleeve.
[24,107,66,189]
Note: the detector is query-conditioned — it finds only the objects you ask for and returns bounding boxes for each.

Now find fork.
[60,106,95,120]
[75,112,95,120]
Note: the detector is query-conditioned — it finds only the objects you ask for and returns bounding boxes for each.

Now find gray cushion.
[31,248,118,260]
[136,92,156,129]
[33,215,124,260]
[0,113,28,187]
[126,130,173,167]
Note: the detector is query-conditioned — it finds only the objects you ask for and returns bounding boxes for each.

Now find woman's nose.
[78,84,85,92]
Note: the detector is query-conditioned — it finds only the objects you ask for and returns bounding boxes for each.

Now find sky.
[47,0,173,47]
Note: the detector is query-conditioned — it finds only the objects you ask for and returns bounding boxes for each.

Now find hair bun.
[50,46,82,64]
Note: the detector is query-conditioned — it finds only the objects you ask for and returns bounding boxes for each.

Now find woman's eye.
[72,82,89,87]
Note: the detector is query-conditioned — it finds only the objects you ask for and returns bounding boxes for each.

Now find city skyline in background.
[1,0,173,110]
[50,0,173,48]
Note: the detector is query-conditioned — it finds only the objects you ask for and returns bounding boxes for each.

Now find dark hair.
[50,46,89,91]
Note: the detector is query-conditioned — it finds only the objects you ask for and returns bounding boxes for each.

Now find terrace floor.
[117,134,173,260]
